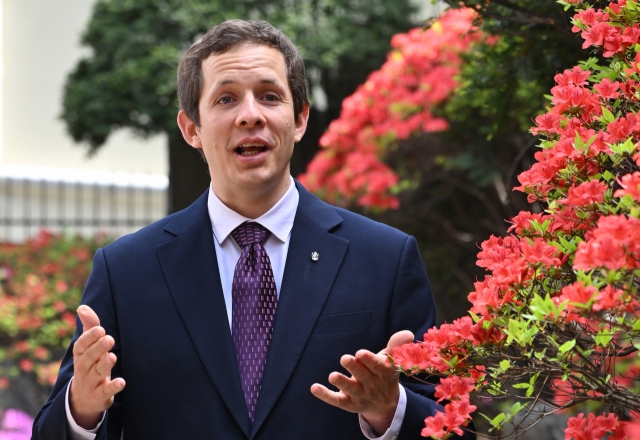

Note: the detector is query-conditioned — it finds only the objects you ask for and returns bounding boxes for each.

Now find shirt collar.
[207,176,299,245]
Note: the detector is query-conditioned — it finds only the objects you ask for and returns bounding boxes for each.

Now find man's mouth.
[235,143,268,157]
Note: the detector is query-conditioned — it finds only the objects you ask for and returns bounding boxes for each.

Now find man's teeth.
[237,145,267,156]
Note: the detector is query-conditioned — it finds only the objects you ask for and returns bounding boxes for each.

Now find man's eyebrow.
[214,78,282,87]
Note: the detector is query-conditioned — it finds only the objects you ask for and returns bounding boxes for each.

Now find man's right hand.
[69,305,126,430]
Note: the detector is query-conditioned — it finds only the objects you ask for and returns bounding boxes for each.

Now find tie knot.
[231,222,270,248]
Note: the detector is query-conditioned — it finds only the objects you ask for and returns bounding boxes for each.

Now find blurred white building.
[1,0,169,242]
[0,0,445,243]
[1,0,168,174]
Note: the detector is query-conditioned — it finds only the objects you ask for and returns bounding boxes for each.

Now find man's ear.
[177,110,202,149]
[294,102,310,143]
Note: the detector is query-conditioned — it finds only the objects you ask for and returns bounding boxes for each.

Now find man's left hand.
[311,330,414,435]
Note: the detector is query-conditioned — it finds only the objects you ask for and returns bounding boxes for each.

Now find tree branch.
[487,0,553,20]
[481,12,560,27]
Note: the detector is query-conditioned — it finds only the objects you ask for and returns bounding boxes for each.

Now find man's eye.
[264,94,278,102]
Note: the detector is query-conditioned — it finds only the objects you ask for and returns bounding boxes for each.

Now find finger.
[73,326,106,357]
[310,383,351,409]
[76,335,115,377]
[355,350,390,377]
[83,335,115,369]
[78,305,101,332]
[329,371,361,395]
[385,330,415,354]
[98,377,126,399]
[94,352,117,379]
[341,355,375,386]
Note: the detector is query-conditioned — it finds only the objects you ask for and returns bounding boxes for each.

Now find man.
[32,20,473,440]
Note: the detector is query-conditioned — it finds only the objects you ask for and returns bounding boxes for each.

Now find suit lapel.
[251,183,348,437]
[156,192,251,437]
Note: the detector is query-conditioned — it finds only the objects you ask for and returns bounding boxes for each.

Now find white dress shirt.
[66,177,406,440]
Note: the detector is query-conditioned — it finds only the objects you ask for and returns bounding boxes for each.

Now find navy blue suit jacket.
[32,182,470,439]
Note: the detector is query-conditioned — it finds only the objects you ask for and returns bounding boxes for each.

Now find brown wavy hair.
[177,19,308,127]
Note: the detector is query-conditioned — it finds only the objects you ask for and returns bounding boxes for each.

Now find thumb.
[385,330,415,354]
[77,305,100,332]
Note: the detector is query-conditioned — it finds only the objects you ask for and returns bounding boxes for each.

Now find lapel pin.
[311,251,319,262]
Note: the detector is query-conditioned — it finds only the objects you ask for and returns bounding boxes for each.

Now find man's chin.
[234,172,288,194]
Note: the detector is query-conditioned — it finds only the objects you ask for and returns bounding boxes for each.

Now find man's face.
[179,44,308,201]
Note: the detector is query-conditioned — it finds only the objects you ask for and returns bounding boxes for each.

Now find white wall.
[2,0,167,175]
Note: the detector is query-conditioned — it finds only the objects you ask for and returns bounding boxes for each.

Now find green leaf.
[529,293,565,321]
[499,359,510,371]
[618,194,635,209]
[601,106,615,123]
[526,385,535,397]
[548,240,564,253]
[558,235,578,252]
[621,138,636,154]
[479,412,493,422]
[573,131,585,151]
[558,339,576,354]
[444,355,460,369]
[509,402,529,417]
[530,219,551,234]
[530,372,540,385]
[603,170,615,182]
[490,413,506,429]
[487,388,500,396]
[594,331,613,347]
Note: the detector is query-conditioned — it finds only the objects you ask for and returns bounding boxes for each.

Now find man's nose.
[236,95,266,128]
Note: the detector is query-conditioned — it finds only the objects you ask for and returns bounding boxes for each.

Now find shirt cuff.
[359,384,406,440]
[65,377,105,440]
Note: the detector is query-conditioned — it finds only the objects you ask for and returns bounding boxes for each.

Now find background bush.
[0,231,111,414]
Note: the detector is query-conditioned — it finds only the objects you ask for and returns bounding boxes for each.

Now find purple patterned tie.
[231,222,278,422]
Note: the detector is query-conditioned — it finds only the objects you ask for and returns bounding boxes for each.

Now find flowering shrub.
[0,231,109,393]
[299,8,485,209]
[0,408,33,440]
[390,1,640,438]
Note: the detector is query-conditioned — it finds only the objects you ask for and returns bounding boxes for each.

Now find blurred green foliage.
[442,0,588,184]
